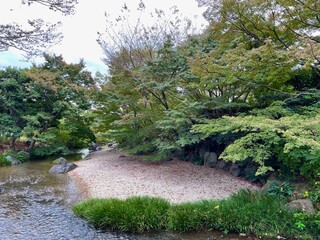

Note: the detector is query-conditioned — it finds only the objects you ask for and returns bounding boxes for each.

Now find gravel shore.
[69,149,259,203]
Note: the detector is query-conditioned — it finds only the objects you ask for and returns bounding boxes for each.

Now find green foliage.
[214,190,295,237]
[73,196,170,232]
[0,55,96,153]
[167,200,219,231]
[293,212,320,237]
[2,150,29,163]
[267,181,293,198]
[0,154,11,167]
[74,190,320,238]
[29,144,69,159]
[194,97,320,180]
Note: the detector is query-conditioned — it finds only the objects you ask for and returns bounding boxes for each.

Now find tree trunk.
[9,137,16,150]
[28,141,36,150]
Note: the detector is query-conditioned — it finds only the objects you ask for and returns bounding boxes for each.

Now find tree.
[0,0,78,56]
[0,68,33,149]
[98,1,194,72]
[23,54,95,149]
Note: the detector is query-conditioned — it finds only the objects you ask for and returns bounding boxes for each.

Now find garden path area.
[69,149,259,203]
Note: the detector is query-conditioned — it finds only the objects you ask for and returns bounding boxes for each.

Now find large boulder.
[229,163,241,177]
[285,199,316,214]
[5,156,21,165]
[49,162,77,174]
[216,160,231,170]
[203,152,218,167]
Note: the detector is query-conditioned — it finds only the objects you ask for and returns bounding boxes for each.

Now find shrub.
[267,181,293,198]
[29,144,70,159]
[293,212,320,237]
[0,154,11,167]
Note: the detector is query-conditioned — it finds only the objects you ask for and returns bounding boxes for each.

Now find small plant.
[0,154,11,167]
[267,181,293,198]
[293,212,320,237]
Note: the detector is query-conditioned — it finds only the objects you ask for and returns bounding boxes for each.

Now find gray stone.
[89,142,102,151]
[243,165,257,178]
[52,157,68,165]
[229,163,241,177]
[49,162,77,174]
[285,199,316,214]
[204,152,218,167]
[5,156,21,165]
[216,160,231,170]
[199,146,206,159]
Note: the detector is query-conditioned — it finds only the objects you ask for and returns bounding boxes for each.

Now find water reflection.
[0,156,249,240]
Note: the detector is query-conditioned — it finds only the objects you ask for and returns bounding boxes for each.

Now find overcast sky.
[0,0,207,74]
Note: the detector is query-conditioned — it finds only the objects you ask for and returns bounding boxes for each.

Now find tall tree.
[0,0,78,56]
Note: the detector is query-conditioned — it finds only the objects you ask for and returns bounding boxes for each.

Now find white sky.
[0,0,207,74]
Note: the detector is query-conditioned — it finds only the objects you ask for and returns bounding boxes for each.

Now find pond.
[0,154,249,240]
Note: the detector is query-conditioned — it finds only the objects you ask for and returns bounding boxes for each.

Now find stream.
[0,153,248,240]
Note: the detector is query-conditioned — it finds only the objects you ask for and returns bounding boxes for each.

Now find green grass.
[73,196,170,232]
[73,190,319,238]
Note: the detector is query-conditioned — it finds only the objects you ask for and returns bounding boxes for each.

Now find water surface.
[0,157,248,240]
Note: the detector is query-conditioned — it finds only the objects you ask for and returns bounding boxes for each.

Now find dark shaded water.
[0,155,249,240]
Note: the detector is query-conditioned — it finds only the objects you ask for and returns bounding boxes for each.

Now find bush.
[0,150,29,167]
[0,154,11,167]
[29,144,70,159]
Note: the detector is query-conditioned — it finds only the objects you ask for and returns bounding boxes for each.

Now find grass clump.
[73,190,319,238]
[167,200,219,231]
[214,189,296,237]
[73,196,170,232]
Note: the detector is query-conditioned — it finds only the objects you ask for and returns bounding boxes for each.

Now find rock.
[203,152,218,167]
[216,160,231,170]
[49,162,77,174]
[5,156,21,165]
[229,163,241,177]
[285,199,316,214]
[267,171,279,182]
[52,157,68,165]
[198,145,207,159]
[161,156,173,162]
[243,165,258,178]
[173,150,185,159]
[89,142,102,151]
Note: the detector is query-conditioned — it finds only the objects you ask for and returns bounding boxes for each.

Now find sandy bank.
[69,149,259,203]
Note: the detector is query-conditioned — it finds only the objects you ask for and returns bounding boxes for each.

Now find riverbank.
[69,148,259,203]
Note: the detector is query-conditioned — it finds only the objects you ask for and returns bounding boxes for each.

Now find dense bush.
[29,144,70,160]
[73,190,320,238]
